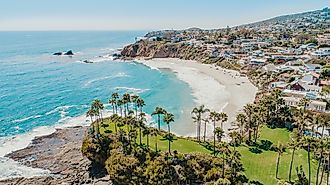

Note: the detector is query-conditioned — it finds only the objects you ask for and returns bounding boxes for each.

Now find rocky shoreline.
[0,126,109,185]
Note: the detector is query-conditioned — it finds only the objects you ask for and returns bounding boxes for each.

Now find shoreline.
[0,126,100,185]
[0,57,257,182]
[137,58,258,138]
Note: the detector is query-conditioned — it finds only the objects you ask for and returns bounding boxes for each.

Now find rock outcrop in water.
[53,50,74,56]
[64,50,74,56]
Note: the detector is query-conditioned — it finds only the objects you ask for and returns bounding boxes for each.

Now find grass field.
[98,120,318,185]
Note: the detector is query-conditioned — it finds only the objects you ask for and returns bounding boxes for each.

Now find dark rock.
[82,60,93,64]
[53,52,62,56]
[63,50,74,56]
[0,127,112,184]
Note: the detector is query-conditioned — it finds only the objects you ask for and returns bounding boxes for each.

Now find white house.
[283,97,327,112]
[311,48,330,58]
[304,64,323,73]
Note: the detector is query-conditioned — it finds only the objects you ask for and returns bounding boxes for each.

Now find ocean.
[0,31,195,179]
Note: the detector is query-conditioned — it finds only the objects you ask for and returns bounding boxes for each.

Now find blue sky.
[0,0,328,31]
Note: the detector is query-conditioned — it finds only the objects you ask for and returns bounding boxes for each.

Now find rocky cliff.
[121,40,222,63]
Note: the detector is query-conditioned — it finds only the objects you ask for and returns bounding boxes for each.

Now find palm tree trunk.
[139,127,142,145]
[167,123,171,154]
[308,144,311,185]
[135,105,138,119]
[222,154,225,178]
[100,111,103,121]
[146,134,149,147]
[316,149,323,185]
[276,154,280,179]
[289,147,296,182]
[322,126,325,138]
[213,120,216,157]
[320,157,325,185]
[326,153,329,185]
[155,135,158,152]
[203,121,206,142]
[114,122,117,133]
[157,115,161,130]
[198,121,201,142]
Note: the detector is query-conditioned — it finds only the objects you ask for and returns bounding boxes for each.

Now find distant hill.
[239,7,329,28]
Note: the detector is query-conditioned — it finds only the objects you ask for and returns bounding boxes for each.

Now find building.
[269,81,288,89]
[283,97,327,112]
[304,64,323,73]
[250,58,267,66]
[311,48,330,58]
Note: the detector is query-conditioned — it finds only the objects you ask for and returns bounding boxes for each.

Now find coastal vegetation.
[82,90,330,185]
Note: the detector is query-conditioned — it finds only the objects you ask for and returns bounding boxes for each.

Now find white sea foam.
[0,108,155,180]
[84,72,129,87]
[112,87,150,94]
[12,115,42,123]
[0,157,50,180]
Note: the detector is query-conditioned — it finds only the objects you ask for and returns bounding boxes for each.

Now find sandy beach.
[138,58,258,138]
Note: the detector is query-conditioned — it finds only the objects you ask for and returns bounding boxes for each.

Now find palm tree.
[243,104,255,144]
[143,127,151,147]
[229,131,241,147]
[92,99,104,121]
[122,93,131,117]
[152,107,166,130]
[109,98,117,115]
[91,99,104,134]
[86,108,97,135]
[111,92,119,114]
[163,112,175,154]
[294,109,310,138]
[86,109,95,123]
[219,112,228,129]
[288,138,300,182]
[215,127,225,143]
[150,128,159,152]
[130,94,140,119]
[302,136,314,185]
[311,113,321,137]
[117,99,124,117]
[202,118,210,142]
[235,113,247,143]
[315,139,329,185]
[217,142,230,177]
[138,112,146,145]
[318,115,328,138]
[273,142,285,179]
[228,150,242,181]
[191,105,210,142]
[136,98,145,115]
[210,111,220,156]
[163,133,176,155]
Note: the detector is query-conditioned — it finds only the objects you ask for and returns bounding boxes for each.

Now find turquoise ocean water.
[0,31,195,178]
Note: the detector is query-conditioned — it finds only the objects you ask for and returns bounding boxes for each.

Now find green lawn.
[98,121,319,185]
[237,127,318,185]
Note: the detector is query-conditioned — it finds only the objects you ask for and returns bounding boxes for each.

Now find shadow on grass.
[257,140,273,151]
[199,141,217,155]
[249,180,264,185]
[249,147,263,154]
[247,139,273,154]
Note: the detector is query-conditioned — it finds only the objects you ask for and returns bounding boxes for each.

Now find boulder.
[64,50,74,56]
[53,52,62,56]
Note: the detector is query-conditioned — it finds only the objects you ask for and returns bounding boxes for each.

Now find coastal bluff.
[121,40,224,63]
